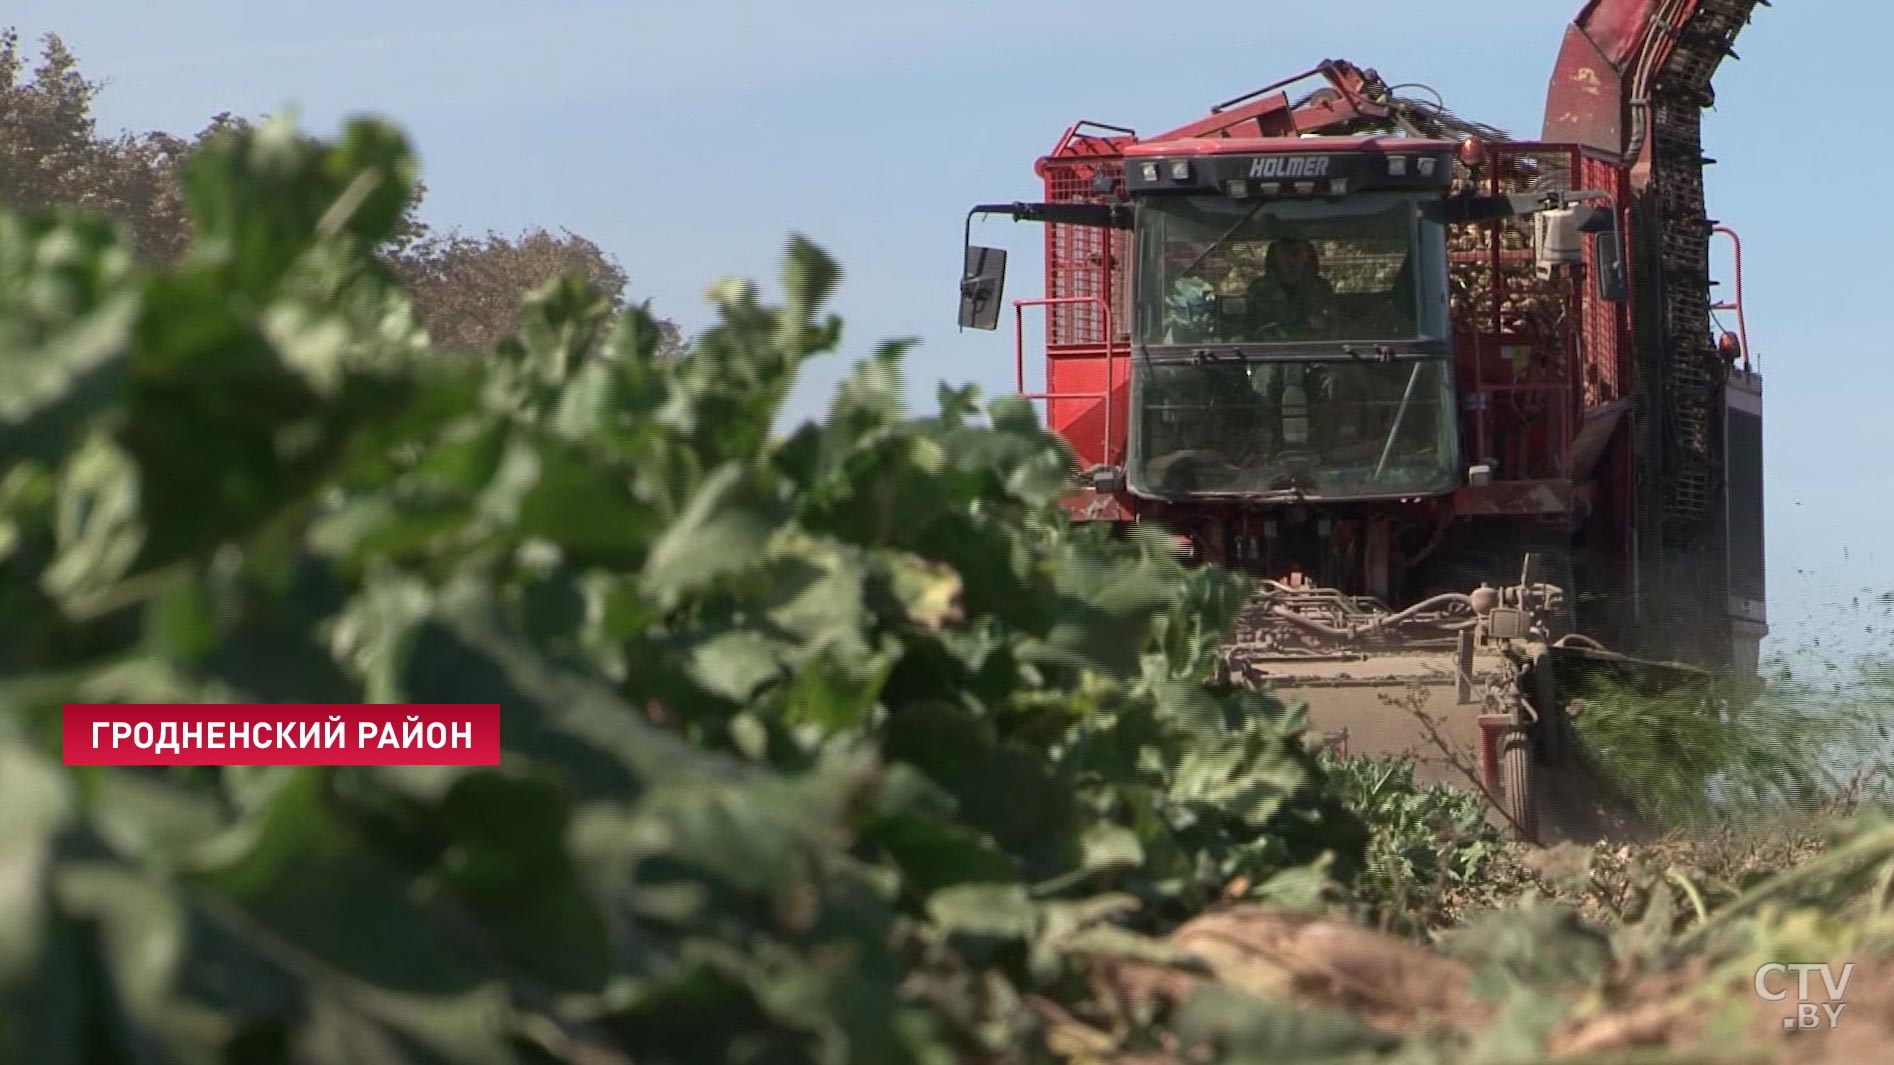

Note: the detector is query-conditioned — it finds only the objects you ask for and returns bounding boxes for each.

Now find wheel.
[1528,649,1577,768]
[1497,729,1540,843]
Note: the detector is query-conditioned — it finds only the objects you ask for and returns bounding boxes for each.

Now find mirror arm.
[958,201,1133,323]
[1440,189,1620,230]
[1440,192,1545,223]
[967,202,1133,231]
[961,201,1133,274]
[1542,189,1621,233]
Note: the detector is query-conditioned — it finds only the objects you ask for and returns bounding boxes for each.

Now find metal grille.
[1578,152,1630,406]
[1041,158,1129,349]
[1448,148,1578,339]
[1446,146,1598,482]
[1448,146,1628,400]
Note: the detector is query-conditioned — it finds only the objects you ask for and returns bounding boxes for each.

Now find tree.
[0,29,194,261]
[389,226,685,356]
[0,28,683,356]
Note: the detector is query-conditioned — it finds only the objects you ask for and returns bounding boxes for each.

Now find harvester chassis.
[1219,559,1705,842]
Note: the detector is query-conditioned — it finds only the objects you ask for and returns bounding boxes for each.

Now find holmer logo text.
[1247,156,1331,179]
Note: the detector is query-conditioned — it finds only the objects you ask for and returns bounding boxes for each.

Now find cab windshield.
[1130,357,1460,499]
[1135,191,1447,346]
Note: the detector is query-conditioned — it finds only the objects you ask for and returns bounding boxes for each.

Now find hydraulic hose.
[1262,592,1475,639]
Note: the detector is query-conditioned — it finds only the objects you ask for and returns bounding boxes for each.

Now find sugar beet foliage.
[0,116,1367,1065]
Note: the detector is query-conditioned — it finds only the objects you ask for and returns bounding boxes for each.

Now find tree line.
[0,28,682,358]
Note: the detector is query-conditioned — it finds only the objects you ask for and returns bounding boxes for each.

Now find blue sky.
[13,0,1892,666]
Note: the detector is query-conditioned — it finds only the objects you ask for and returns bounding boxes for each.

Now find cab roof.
[1122,135,1460,158]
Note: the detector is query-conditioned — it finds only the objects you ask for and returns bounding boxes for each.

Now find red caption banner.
[61,704,501,766]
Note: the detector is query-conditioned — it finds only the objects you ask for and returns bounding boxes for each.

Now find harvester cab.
[965,138,1621,506]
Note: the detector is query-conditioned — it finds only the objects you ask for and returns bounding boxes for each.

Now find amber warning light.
[61,704,502,766]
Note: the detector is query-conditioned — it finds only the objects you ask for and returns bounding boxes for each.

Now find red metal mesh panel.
[1449,147,1578,338]
[1578,151,1630,408]
[1448,146,1590,481]
[1452,147,1627,415]
[1041,158,1128,350]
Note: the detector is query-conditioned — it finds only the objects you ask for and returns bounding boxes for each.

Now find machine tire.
[1498,728,1540,844]
[1528,650,1569,766]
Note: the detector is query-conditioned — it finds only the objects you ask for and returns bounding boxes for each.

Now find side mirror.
[1593,231,1628,303]
[959,245,1007,331]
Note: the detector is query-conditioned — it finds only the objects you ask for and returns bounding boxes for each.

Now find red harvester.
[957,0,1768,840]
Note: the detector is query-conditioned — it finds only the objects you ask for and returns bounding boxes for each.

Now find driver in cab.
[1245,237,1338,341]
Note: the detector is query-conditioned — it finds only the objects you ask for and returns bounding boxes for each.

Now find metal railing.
[1711,225,1753,372]
[1013,295,1123,469]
